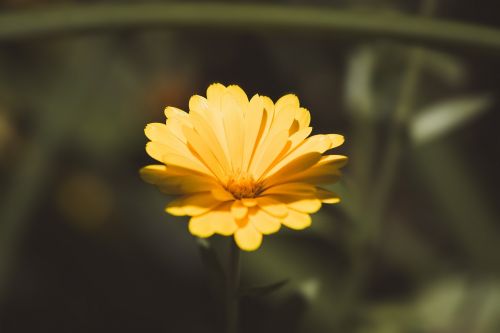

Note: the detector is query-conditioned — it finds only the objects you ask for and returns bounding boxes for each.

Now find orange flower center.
[225,173,263,199]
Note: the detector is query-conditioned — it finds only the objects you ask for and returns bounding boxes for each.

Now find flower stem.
[225,239,240,333]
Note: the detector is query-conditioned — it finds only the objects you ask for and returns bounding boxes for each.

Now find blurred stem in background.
[1,3,500,51]
[368,0,436,239]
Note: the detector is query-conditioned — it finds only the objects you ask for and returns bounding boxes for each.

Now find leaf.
[297,278,320,302]
[420,49,466,86]
[415,278,466,331]
[239,278,289,298]
[345,46,376,117]
[410,95,492,146]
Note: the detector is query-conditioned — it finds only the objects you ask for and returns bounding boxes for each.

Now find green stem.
[367,47,424,232]
[225,240,240,333]
[1,3,500,51]
[368,0,435,235]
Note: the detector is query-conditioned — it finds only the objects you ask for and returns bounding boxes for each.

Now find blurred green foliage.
[1,1,500,332]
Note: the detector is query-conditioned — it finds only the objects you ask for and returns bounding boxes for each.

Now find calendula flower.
[140,83,347,251]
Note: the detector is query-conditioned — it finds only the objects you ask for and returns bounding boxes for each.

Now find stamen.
[225,173,263,199]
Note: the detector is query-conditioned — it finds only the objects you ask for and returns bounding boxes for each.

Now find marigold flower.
[140,83,347,251]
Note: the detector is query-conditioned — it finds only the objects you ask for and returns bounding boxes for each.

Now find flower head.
[140,83,347,251]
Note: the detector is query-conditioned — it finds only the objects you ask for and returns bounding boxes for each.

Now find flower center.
[225,173,263,199]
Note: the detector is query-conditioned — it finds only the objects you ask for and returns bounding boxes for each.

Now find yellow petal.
[139,165,168,184]
[254,96,275,151]
[164,107,191,143]
[144,141,167,162]
[256,196,288,217]
[288,126,313,151]
[241,198,258,207]
[141,164,218,194]
[157,175,216,195]
[145,141,183,162]
[227,85,249,110]
[295,107,311,129]
[271,154,347,186]
[286,198,322,213]
[156,185,183,195]
[164,106,188,119]
[183,126,227,181]
[231,200,248,219]
[211,187,235,201]
[145,126,206,174]
[249,208,281,235]
[189,111,231,172]
[282,209,312,230]
[271,104,297,134]
[317,154,349,168]
[198,87,233,163]
[234,222,263,251]
[316,187,340,204]
[178,176,219,193]
[166,192,221,216]
[206,83,226,105]
[145,141,207,174]
[275,94,299,114]
[221,92,245,172]
[265,135,332,177]
[285,157,346,185]
[263,152,321,185]
[289,119,300,135]
[166,205,185,216]
[327,134,345,149]
[250,129,289,179]
[192,204,237,236]
[145,123,173,145]
[242,95,264,171]
[257,128,314,180]
[261,96,275,114]
[189,95,209,114]
[258,103,296,155]
[188,215,215,238]
[262,182,316,196]
[212,217,238,236]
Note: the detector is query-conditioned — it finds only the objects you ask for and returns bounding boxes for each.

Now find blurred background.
[1,0,500,332]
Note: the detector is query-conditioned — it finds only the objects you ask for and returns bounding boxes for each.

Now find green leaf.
[297,278,321,302]
[239,278,289,298]
[410,95,491,146]
[345,46,376,117]
[415,278,466,331]
[420,49,466,86]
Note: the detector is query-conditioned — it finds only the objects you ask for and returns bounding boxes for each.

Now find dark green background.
[1,1,499,332]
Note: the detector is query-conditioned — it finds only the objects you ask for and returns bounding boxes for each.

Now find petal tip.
[234,227,263,251]
[328,134,345,149]
[165,204,186,216]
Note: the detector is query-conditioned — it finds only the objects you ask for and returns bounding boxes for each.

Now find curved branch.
[0,3,500,51]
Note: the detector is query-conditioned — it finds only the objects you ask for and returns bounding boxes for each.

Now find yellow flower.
[140,83,347,251]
